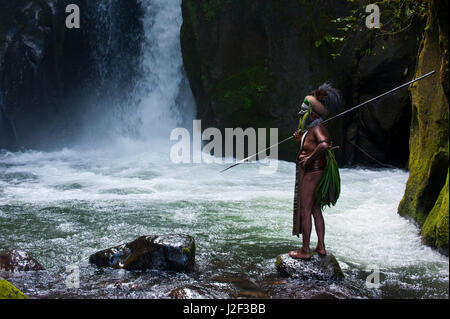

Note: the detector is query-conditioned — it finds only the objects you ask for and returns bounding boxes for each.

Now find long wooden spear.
[220,70,436,173]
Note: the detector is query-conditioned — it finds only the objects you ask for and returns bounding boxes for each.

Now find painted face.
[299,98,311,117]
[298,97,313,131]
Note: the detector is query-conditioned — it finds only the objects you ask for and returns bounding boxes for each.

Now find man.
[290,83,342,260]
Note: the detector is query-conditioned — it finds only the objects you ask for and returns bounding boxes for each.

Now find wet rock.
[0,250,45,272]
[168,286,208,299]
[311,292,339,299]
[89,234,196,272]
[0,280,28,299]
[237,290,267,299]
[0,0,143,150]
[275,253,344,281]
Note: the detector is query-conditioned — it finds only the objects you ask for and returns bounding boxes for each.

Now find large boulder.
[0,280,28,299]
[275,253,344,281]
[0,250,45,272]
[89,234,196,272]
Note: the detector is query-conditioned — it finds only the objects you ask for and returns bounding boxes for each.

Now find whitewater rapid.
[0,148,448,277]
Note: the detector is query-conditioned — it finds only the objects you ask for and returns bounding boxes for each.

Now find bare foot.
[313,246,326,256]
[289,248,311,260]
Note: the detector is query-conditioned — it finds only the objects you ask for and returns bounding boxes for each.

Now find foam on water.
[1,149,448,278]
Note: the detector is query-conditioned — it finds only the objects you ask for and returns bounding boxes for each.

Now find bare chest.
[300,131,318,153]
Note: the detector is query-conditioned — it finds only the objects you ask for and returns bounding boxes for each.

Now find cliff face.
[0,0,63,150]
[180,0,421,165]
[398,0,449,255]
[0,0,143,150]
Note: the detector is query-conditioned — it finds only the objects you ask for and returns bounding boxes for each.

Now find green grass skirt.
[314,149,341,209]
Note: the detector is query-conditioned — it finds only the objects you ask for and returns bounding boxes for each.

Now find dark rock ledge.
[89,234,196,272]
[275,253,344,281]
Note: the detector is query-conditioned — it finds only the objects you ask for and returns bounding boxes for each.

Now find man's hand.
[293,130,302,143]
[299,154,311,167]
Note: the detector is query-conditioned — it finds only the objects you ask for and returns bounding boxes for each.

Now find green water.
[0,148,448,299]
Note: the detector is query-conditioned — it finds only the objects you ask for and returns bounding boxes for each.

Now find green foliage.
[327,0,428,58]
[314,149,341,209]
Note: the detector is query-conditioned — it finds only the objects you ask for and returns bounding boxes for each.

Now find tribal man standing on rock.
[290,84,342,260]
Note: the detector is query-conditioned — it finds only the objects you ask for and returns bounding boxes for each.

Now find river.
[0,0,448,299]
[0,145,448,298]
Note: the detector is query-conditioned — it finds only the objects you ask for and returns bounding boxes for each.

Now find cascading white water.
[79,0,195,147]
[134,0,195,141]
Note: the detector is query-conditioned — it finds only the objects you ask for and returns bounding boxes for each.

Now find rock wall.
[398,0,449,255]
[0,0,143,150]
[180,0,422,165]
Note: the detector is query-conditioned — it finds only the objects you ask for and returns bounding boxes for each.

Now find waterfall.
[135,0,195,140]
[79,0,195,147]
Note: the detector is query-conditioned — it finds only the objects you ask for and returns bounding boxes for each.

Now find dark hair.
[311,83,342,114]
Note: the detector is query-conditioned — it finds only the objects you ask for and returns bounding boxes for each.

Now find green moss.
[421,172,449,254]
[183,242,196,271]
[398,0,449,254]
[182,242,196,257]
[0,280,28,299]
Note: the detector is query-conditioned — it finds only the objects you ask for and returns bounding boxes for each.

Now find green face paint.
[298,98,312,131]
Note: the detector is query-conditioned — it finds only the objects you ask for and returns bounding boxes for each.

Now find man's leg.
[289,170,323,259]
[312,203,326,255]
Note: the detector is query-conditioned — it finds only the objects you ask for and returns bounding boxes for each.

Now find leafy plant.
[315,149,341,209]
[327,0,428,58]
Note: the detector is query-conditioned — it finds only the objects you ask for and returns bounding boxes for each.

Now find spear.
[220,70,436,173]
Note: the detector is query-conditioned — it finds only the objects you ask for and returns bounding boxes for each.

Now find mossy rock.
[398,0,449,254]
[0,280,28,299]
[275,253,344,281]
[421,171,449,255]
